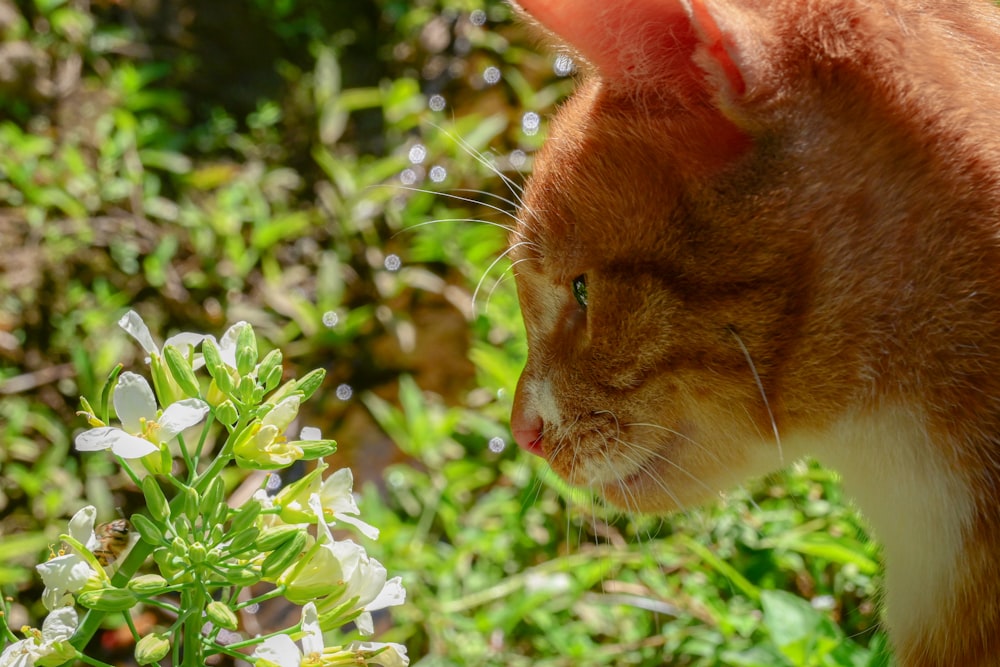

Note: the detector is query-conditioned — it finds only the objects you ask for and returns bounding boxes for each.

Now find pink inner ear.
[515,0,744,99]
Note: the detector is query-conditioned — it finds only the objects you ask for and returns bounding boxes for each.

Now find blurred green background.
[0,0,891,664]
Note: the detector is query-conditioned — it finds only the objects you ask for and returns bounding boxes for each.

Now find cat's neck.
[796,405,999,665]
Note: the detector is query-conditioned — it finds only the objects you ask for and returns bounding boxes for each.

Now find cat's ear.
[512,0,757,102]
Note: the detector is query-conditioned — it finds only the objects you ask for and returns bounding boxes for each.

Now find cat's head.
[507,0,949,511]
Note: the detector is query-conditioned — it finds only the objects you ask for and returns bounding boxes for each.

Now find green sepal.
[77,586,137,612]
[201,337,226,380]
[128,574,168,595]
[141,476,170,522]
[163,344,201,399]
[297,439,338,460]
[260,531,307,579]
[255,524,302,552]
[223,565,261,587]
[135,632,171,665]
[206,601,240,631]
[294,368,326,401]
[225,527,261,556]
[130,513,165,546]
[229,499,263,534]
[200,476,226,519]
[235,323,258,376]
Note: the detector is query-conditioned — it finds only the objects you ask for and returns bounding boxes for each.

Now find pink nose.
[511,411,544,456]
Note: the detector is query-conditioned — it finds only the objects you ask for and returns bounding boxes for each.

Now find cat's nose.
[511,410,544,456]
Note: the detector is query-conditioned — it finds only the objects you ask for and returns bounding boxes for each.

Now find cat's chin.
[595,465,716,514]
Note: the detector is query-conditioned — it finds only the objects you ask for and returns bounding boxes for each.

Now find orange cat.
[507,1,1000,664]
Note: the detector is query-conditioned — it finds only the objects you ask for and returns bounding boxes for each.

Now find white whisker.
[729,328,783,464]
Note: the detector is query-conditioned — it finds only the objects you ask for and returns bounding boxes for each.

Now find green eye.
[571,275,588,308]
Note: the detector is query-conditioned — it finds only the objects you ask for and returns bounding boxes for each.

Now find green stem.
[193,414,216,467]
[75,651,117,667]
[223,623,301,652]
[234,585,286,610]
[176,433,196,486]
[181,587,206,666]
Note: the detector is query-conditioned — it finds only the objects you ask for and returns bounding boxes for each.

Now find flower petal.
[162,332,206,353]
[334,512,380,541]
[365,576,406,613]
[41,607,79,642]
[106,430,159,458]
[37,554,95,593]
[67,506,97,544]
[158,399,210,441]
[299,602,324,655]
[252,635,301,667]
[75,427,119,452]
[348,641,410,667]
[0,638,33,667]
[217,322,249,369]
[118,311,159,357]
[113,372,157,433]
[355,611,374,636]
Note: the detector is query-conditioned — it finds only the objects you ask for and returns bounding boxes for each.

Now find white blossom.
[74,372,209,458]
[36,506,101,610]
[0,607,78,666]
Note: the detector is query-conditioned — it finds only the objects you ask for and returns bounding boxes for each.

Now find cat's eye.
[571,275,588,308]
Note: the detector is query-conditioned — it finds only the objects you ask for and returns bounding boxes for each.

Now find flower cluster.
[1,312,407,667]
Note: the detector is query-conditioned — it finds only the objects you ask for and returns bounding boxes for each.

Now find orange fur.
[508,0,1000,664]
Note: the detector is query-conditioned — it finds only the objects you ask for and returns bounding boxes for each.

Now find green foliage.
[0,0,890,664]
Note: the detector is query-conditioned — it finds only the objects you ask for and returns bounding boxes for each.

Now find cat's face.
[507,0,870,511]
[509,78,813,512]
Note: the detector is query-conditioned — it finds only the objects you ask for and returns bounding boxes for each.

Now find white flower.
[347,641,409,667]
[74,372,209,458]
[251,603,324,667]
[0,607,78,667]
[36,507,101,610]
[270,455,379,539]
[294,496,404,634]
[252,603,409,667]
[119,310,206,364]
[317,468,379,540]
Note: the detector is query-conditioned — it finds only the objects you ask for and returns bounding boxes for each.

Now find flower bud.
[141,476,170,522]
[128,574,168,595]
[201,337,226,380]
[235,323,258,376]
[135,632,171,665]
[229,499,262,534]
[180,485,200,520]
[206,600,240,631]
[294,368,326,401]
[130,513,164,546]
[238,375,258,404]
[189,541,207,564]
[149,353,184,406]
[171,537,189,559]
[257,349,283,390]
[163,345,201,399]
[214,399,239,426]
[260,531,307,579]
[255,524,302,552]
[225,527,260,556]
[298,439,339,460]
[223,565,261,587]
[77,586,137,612]
[201,476,225,518]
